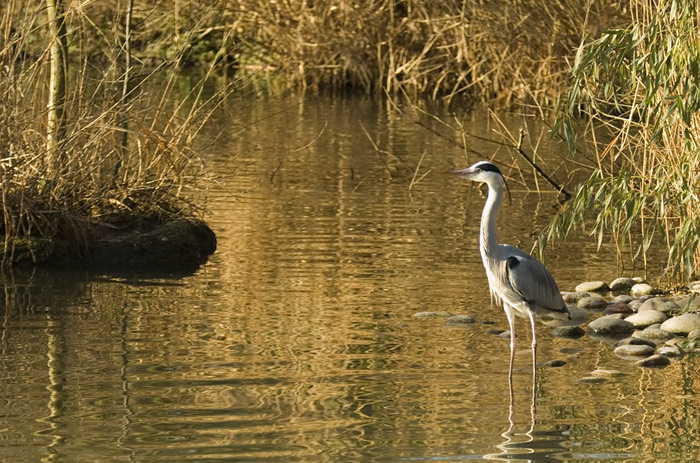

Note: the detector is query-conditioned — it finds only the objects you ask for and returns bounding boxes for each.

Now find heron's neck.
[480,182,502,257]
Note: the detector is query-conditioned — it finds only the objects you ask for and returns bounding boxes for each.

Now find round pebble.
[616,337,656,347]
[613,294,635,303]
[576,281,610,293]
[552,325,585,338]
[660,313,700,335]
[638,297,680,314]
[636,354,671,368]
[624,310,667,328]
[632,327,675,344]
[614,344,655,357]
[588,316,635,335]
[631,283,656,297]
[688,329,700,340]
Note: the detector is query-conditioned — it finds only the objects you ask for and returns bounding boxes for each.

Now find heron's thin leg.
[526,308,537,435]
[504,306,516,388]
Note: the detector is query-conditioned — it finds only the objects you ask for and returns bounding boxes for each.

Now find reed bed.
[228,0,626,104]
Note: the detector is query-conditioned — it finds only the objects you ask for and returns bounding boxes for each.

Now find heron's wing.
[500,248,566,313]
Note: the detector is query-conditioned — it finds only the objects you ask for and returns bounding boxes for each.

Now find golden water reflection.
[0,97,698,462]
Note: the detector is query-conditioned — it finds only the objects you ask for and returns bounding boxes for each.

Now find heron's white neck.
[480,181,503,258]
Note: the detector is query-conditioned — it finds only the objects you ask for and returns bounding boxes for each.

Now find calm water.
[1,96,699,463]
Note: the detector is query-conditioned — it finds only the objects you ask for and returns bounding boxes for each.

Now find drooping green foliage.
[545,0,700,282]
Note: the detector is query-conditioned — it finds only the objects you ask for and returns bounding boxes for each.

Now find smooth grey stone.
[610,277,637,292]
[632,327,675,343]
[589,316,635,335]
[447,314,476,325]
[614,344,655,357]
[638,297,680,314]
[660,313,700,335]
[617,337,656,347]
[688,329,700,340]
[552,325,585,338]
[657,346,682,357]
[577,296,608,310]
[613,295,634,303]
[575,281,610,293]
[628,299,644,312]
[636,354,671,368]
[631,283,656,297]
[625,310,667,327]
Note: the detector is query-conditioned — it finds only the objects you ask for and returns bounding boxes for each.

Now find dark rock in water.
[605,302,633,315]
[636,354,671,368]
[545,359,567,367]
[486,328,505,335]
[609,277,636,292]
[578,376,607,383]
[552,325,585,338]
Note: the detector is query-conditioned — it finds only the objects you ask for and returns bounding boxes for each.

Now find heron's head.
[450,161,504,185]
[450,161,511,201]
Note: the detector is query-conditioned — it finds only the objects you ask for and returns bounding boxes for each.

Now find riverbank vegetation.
[541,0,700,284]
[1,1,226,266]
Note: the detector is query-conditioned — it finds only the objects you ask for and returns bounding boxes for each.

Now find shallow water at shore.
[1,96,698,462]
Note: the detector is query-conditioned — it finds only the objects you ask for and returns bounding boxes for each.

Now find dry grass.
[0,1,228,265]
[228,0,627,104]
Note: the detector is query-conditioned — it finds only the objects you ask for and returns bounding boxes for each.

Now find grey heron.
[451,161,570,382]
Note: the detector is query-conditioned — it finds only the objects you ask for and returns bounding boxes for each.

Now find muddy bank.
[1,219,216,270]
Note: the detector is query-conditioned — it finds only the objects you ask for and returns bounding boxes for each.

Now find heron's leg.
[504,305,516,387]
[526,308,537,431]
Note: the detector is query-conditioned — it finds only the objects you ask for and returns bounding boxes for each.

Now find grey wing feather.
[501,246,565,312]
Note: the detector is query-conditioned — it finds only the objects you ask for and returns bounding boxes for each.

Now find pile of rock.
[558,278,700,368]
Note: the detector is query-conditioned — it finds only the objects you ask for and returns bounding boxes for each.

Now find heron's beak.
[448,167,476,179]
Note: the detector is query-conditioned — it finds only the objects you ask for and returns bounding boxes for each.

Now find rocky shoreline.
[414,277,700,372]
